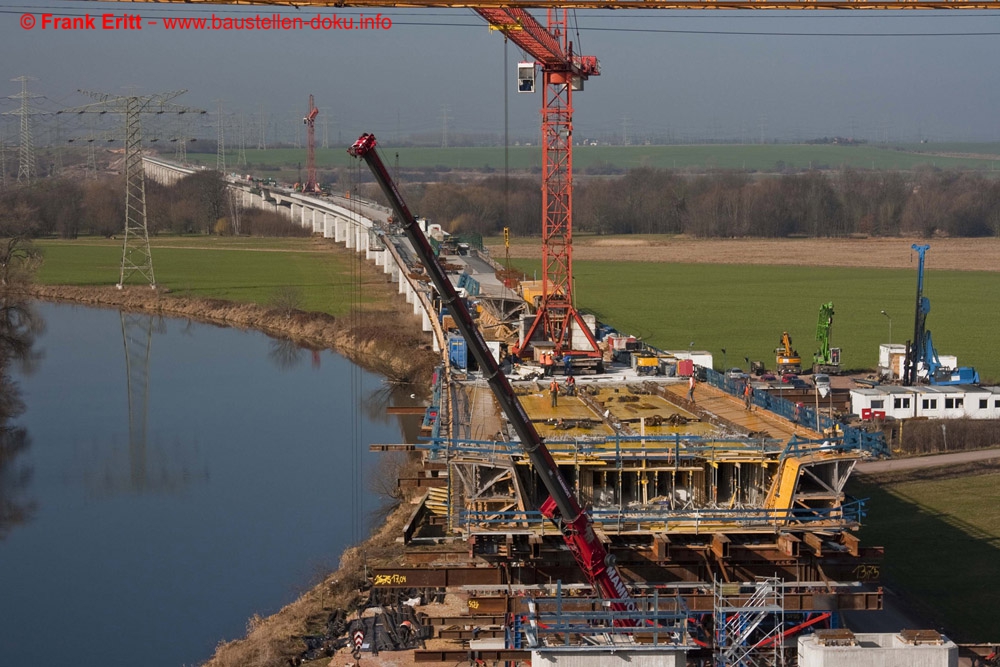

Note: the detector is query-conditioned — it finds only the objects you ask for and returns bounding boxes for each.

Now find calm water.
[0,302,418,666]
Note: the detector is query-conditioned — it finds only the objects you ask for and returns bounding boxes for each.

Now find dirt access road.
[857,447,1000,474]
[493,236,1000,273]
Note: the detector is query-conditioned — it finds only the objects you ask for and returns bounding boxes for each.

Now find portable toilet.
[448,335,468,370]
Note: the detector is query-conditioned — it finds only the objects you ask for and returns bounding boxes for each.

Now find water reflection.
[85,310,210,497]
[0,295,44,540]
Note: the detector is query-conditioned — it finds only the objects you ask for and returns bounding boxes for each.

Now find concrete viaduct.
[142,156,446,351]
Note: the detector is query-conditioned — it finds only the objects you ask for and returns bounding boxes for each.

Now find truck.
[348,133,638,625]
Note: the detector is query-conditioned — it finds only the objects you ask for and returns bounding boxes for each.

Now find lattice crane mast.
[474,7,601,359]
[303,94,321,194]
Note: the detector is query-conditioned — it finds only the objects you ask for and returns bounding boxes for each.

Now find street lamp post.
[881,310,892,344]
[722,348,727,372]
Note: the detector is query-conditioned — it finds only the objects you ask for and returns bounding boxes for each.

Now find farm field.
[851,467,1000,641]
[183,143,1000,174]
[502,254,1000,383]
[34,237,391,317]
[34,235,1000,383]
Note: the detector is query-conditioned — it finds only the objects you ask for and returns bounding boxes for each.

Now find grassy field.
[511,259,1000,384]
[34,238,1000,382]
[851,470,1000,640]
[185,143,1000,174]
[34,238,386,317]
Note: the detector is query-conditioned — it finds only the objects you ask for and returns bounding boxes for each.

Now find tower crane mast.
[303,95,321,194]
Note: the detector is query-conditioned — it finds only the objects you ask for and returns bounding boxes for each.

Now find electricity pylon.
[59,90,204,288]
[4,76,42,185]
[215,99,226,174]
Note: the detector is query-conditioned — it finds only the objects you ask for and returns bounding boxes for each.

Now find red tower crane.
[303,94,321,194]
[474,8,602,358]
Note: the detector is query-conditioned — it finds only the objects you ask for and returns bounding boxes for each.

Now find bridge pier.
[141,156,444,352]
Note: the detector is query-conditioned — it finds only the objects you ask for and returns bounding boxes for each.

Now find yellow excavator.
[775,331,802,374]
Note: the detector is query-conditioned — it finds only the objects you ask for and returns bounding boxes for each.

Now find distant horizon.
[5,0,1000,150]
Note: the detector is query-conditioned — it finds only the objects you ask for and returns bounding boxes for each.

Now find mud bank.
[28,285,438,386]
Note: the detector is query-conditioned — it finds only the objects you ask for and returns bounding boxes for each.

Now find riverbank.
[28,285,439,388]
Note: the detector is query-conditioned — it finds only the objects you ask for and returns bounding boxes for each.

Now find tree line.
[387,167,1000,238]
[0,170,309,239]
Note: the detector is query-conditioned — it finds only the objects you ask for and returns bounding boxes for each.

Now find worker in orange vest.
[549,378,559,407]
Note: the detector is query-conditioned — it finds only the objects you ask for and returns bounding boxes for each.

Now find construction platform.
[368,357,883,661]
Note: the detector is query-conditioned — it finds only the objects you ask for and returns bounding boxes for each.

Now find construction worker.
[550,378,559,407]
[744,378,754,410]
[564,374,576,396]
[543,352,554,377]
[687,374,696,402]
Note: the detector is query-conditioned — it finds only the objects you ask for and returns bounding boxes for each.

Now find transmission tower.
[59,90,204,288]
[5,76,41,185]
[321,107,330,149]
[215,99,226,173]
[440,104,451,148]
[172,115,188,164]
[256,103,267,150]
[236,111,247,169]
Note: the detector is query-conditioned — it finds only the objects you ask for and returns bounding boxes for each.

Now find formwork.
[371,365,885,663]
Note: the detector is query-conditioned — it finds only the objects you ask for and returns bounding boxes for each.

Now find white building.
[850,385,1000,420]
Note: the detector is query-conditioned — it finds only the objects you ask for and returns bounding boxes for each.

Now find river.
[0,301,419,667]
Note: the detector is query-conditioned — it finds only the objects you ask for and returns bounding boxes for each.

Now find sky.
[3,0,1000,146]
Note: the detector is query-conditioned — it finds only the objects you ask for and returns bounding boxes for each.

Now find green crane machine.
[813,301,841,374]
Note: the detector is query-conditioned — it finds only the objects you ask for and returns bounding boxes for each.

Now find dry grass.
[208,502,414,667]
[28,285,438,387]
[494,235,1000,272]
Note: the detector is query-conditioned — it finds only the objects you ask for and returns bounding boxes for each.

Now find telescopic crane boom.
[348,133,637,623]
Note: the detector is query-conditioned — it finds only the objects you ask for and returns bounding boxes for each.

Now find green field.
[512,259,1000,383]
[852,471,1000,640]
[35,238,382,316]
[186,144,1000,174]
[35,237,998,383]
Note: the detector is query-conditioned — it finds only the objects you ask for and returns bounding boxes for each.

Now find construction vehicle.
[348,133,637,625]
[812,302,841,374]
[903,244,980,386]
[775,331,802,374]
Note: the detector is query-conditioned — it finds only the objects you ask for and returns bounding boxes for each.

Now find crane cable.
[348,157,364,545]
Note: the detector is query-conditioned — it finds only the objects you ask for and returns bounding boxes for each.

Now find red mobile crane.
[302,94,321,194]
[349,132,637,624]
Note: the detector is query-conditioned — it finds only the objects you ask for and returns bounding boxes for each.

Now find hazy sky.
[4,0,1000,145]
